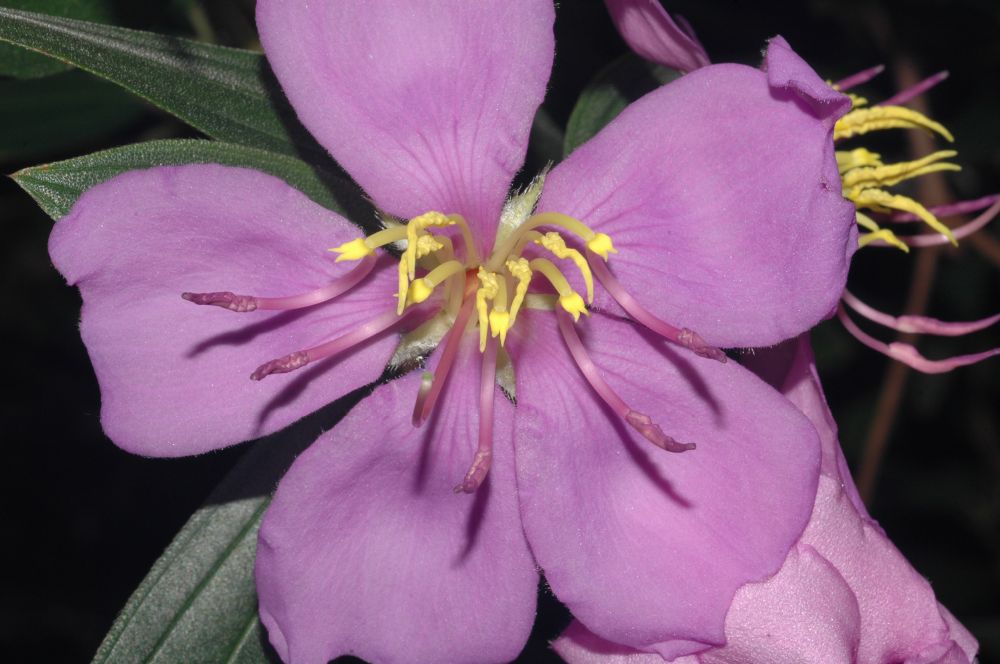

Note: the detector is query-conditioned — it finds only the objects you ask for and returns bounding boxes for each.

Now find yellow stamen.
[834,105,954,142]
[529,258,589,321]
[856,212,910,252]
[842,150,960,195]
[329,226,409,262]
[475,268,501,352]
[505,257,532,327]
[847,92,869,108]
[488,277,511,345]
[396,259,409,315]
[406,260,465,306]
[849,188,957,245]
[534,232,595,302]
[836,148,884,174]
[488,211,616,270]
[405,212,455,279]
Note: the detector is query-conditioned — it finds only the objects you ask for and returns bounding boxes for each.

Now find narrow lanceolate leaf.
[89,389,367,664]
[564,53,682,157]
[12,139,375,226]
[0,0,114,79]
[0,7,325,159]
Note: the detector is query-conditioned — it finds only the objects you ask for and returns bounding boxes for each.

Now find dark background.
[1,0,998,662]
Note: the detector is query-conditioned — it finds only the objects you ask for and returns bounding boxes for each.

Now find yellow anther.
[414,234,445,260]
[842,150,960,195]
[536,232,595,303]
[329,237,375,263]
[849,188,957,245]
[856,212,909,252]
[847,93,869,108]
[405,211,454,278]
[559,292,590,322]
[476,268,501,352]
[860,229,911,252]
[834,105,954,142]
[585,232,618,262]
[530,258,589,320]
[396,260,409,315]
[405,259,466,307]
[837,148,883,174]
[488,211,610,272]
[505,257,532,327]
[407,279,435,305]
[489,309,512,345]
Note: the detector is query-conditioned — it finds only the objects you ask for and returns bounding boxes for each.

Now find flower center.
[183,198,726,493]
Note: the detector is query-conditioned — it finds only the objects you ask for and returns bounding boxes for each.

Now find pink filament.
[837,304,1000,374]
[251,307,404,380]
[183,255,375,312]
[843,290,1000,336]
[875,198,1000,249]
[455,337,498,493]
[587,253,725,362]
[556,310,693,453]
[887,194,1000,223]
[878,71,949,107]
[833,64,885,91]
[412,278,478,427]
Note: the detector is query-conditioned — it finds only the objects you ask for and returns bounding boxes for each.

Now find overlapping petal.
[49,165,398,456]
[257,0,555,251]
[539,39,856,348]
[255,337,537,664]
[604,0,710,72]
[550,336,978,664]
[507,312,820,658]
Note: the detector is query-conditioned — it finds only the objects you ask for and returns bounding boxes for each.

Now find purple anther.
[678,328,727,363]
[250,351,310,381]
[182,291,258,312]
[454,450,493,494]
[878,70,949,107]
[833,64,885,92]
[625,410,695,453]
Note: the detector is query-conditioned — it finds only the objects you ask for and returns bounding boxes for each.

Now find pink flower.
[554,336,979,664]
[48,3,857,662]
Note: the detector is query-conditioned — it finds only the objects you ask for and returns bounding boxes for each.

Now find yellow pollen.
[834,105,954,142]
[330,226,409,262]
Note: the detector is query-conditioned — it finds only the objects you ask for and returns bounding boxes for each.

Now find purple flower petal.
[256,0,555,250]
[540,40,856,348]
[604,0,710,72]
[255,338,537,664]
[49,165,398,456]
[507,311,820,657]
[764,36,852,126]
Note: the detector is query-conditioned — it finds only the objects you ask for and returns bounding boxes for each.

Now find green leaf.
[0,0,114,78]
[90,388,367,664]
[563,53,682,157]
[0,70,145,160]
[12,139,374,225]
[0,7,326,159]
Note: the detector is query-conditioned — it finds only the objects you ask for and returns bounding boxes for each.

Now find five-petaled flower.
[49,2,857,663]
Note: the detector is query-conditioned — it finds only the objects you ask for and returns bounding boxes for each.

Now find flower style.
[553,335,980,664]
[605,0,999,374]
[49,2,858,663]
